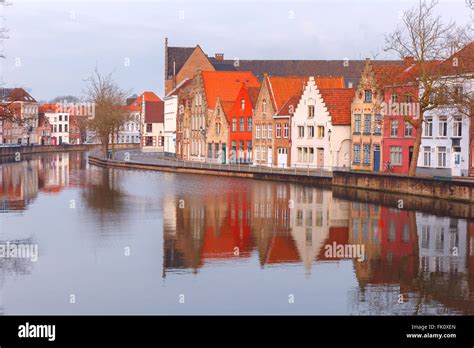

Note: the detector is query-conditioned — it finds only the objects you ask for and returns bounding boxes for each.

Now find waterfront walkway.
[100,149,337,178]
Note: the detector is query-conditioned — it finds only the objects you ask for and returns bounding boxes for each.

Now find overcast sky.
[0,0,471,101]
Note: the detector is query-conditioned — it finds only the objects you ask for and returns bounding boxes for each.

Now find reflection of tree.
[82,168,125,220]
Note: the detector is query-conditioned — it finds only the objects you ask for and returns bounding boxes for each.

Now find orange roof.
[127,91,162,111]
[320,89,356,125]
[219,100,234,120]
[39,103,59,113]
[276,95,300,116]
[441,41,474,74]
[202,71,260,108]
[267,76,344,112]
[372,65,406,87]
[246,86,261,107]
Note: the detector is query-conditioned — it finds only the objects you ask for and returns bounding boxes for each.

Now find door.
[452,152,461,176]
[317,148,324,167]
[373,145,380,172]
[267,147,273,166]
[221,144,226,164]
[277,148,287,168]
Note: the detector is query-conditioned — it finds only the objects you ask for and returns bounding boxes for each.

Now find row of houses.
[161,39,473,176]
[0,87,166,150]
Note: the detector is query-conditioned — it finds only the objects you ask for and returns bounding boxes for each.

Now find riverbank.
[0,143,140,157]
[88,152,474,204]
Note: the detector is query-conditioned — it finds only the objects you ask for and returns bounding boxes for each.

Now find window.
[262,125,267,139]
[147,123,152,132]
[404,122,413,137]
[308,105,315,118]
[297,147,303,162]
[298,126,304,138]
[405,94,413,103]
[262,99,267,113]
[316,126,324,138]
[437,147,447,167]
[390,119,398,137]
[247,141,252,160]
[353,144,361,164]
[59,124,62,132]
[391,94,398,104]
[363,144,370,165]
[424,117,433,137]
[65,115,68,121]
[364,114,371,134]
[256,125,260,139]
[232,118,237,132]
[303,147,308,162]
[65,125,68,132]
[423,146,431,166]
[307,126,314,138]
[268,124,273,139]
[276,123,281,138]
[453,85,463,103]
[145,136,153,146]
[374,114,382,134]
[256,146,260,160]
[241,98,245,110]
[390,146,402,165]
[283,124,289,138]
[439,116,447,137]
[216,122,221,135]
[262,146,267,161]
[59,115,62,121]
[364,90,372,103]
[208,143,212,159]
[240,117,244,132]
[354,114,361,133]
[308,147,314,163]
[453,117,462,137]
[215,144,219,159]
[247,117,252,132]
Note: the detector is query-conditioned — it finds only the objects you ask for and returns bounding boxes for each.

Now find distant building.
[39,104,69,145]
[137,92,164,152]
[0,88,39,145]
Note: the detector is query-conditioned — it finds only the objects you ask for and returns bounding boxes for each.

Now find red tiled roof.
[372,65,406,87]
[202,71,260,108]
[267,76,344,112]
[144,100,164,123]
[320,89,356,125]
[246,86,261,107]
[276,95,301,116]
[219,100,234,121]
[441,41,474,74]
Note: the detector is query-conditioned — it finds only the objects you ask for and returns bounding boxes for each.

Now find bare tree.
[84,70,129,157]
[384,0,473,176]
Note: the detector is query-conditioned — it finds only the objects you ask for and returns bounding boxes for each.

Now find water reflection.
[0,152,473,314]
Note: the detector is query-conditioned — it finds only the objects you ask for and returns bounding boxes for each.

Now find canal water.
[0,152,473,315]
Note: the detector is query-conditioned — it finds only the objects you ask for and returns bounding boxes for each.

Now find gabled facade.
[133,91,164,152]
[206,97,231,163]
[290,77,354,169]
[351,60,402,171]
[40,104,70,145]
[188,70,260,162]
[227,83,260,164]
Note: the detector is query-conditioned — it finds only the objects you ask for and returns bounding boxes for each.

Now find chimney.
[214,53,224,61]
[404,56,415,67]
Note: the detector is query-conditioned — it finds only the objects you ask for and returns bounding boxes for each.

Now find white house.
[40,104,70,145]
[416,43,473,177]
[417,109,470,177]
[138,92,164,152]
[290,77,354,169]
[164,94,178,155]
